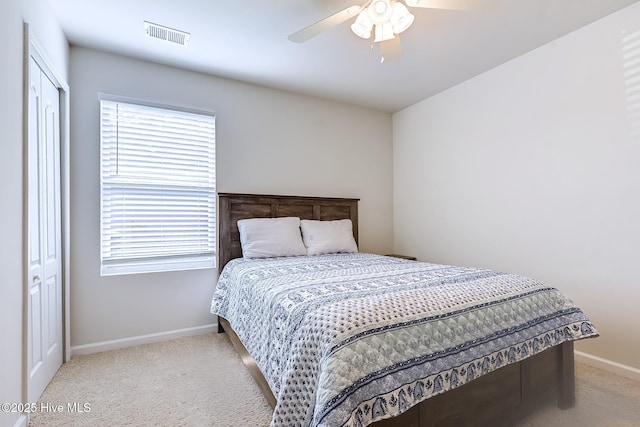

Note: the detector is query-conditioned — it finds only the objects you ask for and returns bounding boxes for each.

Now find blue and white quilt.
[211,253,598,427]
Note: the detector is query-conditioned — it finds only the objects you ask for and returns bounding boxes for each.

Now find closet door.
[27,56,63,403]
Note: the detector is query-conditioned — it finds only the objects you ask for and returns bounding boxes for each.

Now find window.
[99,95,215,275]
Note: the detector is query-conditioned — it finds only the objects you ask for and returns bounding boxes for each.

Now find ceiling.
[48,0,639,113]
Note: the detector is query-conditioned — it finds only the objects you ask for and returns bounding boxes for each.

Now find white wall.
[0,1,68,426]
[69,47,393,350]
[393,3,640,370]
[0,3,25,426]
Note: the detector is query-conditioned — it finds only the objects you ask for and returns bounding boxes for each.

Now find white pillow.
[237,217,307,258]
[300,219,358,255]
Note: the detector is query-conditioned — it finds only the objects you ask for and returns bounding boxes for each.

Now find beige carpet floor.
[29,333,640,427]
[29,334,273,427]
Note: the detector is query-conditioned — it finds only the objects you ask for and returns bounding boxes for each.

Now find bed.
[211,193,598,427]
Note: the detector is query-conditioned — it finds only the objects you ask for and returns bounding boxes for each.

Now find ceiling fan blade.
[404,0,499,11]
[380,36,402,63]
[288,5,363,43]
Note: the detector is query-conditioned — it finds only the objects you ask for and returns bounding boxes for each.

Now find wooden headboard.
[217,193,359,274]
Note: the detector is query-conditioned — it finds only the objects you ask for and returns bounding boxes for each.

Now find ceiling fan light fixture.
[290,0,489,64]
[351,10,374,39]
[368,0,394,25]
[390,3,415,34]
[374,22,395,42]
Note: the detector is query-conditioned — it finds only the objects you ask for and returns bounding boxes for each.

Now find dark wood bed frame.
[216,192,575,427]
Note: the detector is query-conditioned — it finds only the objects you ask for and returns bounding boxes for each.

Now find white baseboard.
[70,324,217,357]
[575,350,640,382]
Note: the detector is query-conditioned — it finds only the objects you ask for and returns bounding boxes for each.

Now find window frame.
[99,93,216,276]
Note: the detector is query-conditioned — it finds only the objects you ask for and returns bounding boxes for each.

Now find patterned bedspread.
[211,253,598,427]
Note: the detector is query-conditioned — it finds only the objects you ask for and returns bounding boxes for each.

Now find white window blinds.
[100,96,216,275]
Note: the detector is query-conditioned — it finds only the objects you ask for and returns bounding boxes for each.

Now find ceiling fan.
[288,0,498,63]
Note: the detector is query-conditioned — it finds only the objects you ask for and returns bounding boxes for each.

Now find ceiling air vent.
[144,21,190,47]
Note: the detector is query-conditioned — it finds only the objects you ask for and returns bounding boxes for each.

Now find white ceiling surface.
[48,0,639,113]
